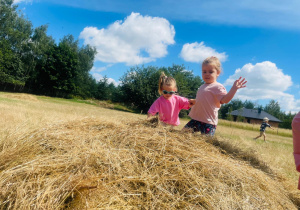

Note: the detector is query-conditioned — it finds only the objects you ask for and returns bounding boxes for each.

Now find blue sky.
[15,0,300,113]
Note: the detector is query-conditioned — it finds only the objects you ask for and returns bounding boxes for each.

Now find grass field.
[0,92,299,209]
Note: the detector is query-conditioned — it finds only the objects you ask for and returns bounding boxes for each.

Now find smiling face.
[202,64,220,84]
[161,84,176,100]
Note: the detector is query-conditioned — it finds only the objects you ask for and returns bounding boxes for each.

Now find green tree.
[226,106,233,121]
[120,66,160,112]
[74,44,97,98]
[24,25,56,91]
[219,99,244,119]
[35,39,78,97]
[95,76,115,100]
[161,64,203,98]
[0,0,32,90]
[243,100,255,109]
[264,100,281,118]
[120,65,203,113]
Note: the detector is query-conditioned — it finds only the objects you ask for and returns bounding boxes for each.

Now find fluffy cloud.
[91,65,113,73]
[224,61,300,112]
[13,0,32,4]
[79,12,175,65]
[92,73,119,86]
[90,64,119,86]
[180,42,228,63]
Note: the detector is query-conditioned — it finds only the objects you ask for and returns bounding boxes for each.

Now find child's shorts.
[184,119,216,136]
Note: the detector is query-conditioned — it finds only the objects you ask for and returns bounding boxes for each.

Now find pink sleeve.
[179,96,190,110]
[292,112,300,189]
[216,84,227,102]
[293,112,300,171]
[148,99,160,115]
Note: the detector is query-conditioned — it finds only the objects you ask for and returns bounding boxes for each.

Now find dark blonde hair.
[158,72,177,95]
[202,56,222,74]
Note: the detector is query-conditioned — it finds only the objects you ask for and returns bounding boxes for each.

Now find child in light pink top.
[147,72,192,126]
[185,56,247,135]
[292,112,300,189]
[188,82,227,126]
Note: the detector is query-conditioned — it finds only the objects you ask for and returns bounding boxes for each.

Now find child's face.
[162,85,176,100]
[202,64,220,84]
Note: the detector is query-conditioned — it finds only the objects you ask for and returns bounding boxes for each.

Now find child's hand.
[233,77,247,90]
[147,113,153,120]
[189,99,196,107]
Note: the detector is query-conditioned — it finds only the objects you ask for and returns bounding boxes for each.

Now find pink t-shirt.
[292,112,300,189]
[148,95,190,126]
[188,82,227,125]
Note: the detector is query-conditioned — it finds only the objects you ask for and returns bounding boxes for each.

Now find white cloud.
[92,73,119,86]
[224,61,300,112]
[91,64,113,73]
[79,12,175,65]
[90,64,119,86]
[180,42,228,63]
[13,0,32,4]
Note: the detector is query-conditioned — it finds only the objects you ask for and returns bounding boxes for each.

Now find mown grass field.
[0,92,299,209]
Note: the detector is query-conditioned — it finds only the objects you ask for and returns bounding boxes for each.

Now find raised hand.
[233,77,247,90]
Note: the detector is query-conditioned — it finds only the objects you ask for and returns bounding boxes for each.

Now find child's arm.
[147,99,160,119]
[221,77,247,104]
[147,113,152,119]
[189,99,196,108]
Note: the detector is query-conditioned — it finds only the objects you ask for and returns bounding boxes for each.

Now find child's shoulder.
[203,82,224,87]
[173,94,188,102]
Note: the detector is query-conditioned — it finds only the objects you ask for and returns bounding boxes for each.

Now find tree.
[74,44,97,98]
[95,76,115,100]
[226,106,234,121]
[264,100,281,118]
[34,38,79,97]
[120,66,160,112]
[0,0,32,90]
[219,99,244,119]
[243,100,255,109]
[160,64,203,98]
[120,65,203,113]
[24,25,56,91]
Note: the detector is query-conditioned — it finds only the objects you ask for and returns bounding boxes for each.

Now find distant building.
[229,108,282,127]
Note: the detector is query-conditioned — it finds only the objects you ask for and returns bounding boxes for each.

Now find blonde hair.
[202,56,222,74]
[263,117,269,122]
[158,72,177,95]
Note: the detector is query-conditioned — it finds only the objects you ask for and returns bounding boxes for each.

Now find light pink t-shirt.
[292,112,300,189]
[188,82,227,125]
[148,95,190,126]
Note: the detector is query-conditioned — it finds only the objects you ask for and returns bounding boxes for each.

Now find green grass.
[218,119,292,138]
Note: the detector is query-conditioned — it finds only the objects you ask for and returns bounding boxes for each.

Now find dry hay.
[0,117,299,209]
[85,100,115,109]
[1,93,38,102]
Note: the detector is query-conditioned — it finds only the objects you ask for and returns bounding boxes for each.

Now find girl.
[147,72,193,126]
[292,112,300,189]
[184,56,247,135]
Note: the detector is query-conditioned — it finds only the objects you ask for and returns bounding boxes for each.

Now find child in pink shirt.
[147,72,192,126]
[292,112,300,189]
[185,56,247,135]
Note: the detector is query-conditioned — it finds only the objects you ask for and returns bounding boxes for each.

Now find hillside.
[0,92,299,209]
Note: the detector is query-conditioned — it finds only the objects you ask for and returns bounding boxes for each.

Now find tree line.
[0,0,295,129]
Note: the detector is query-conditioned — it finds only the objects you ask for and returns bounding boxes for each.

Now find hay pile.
[0,117,298,209]
[2,93,39,102]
